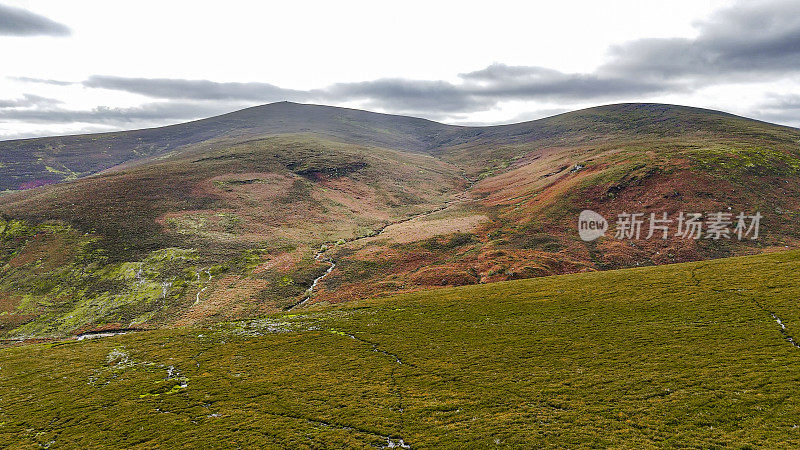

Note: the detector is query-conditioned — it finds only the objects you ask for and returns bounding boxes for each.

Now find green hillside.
[2,250,800,447]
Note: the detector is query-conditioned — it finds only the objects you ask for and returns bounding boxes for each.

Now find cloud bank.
[0,4,70,36]
[3,0,800,135]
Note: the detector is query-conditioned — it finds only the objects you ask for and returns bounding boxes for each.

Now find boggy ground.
[2,250,800,447]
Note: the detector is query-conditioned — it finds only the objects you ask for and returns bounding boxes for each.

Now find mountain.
[0,102,464,191]
[1,102,799,338]
[4,101,787,191]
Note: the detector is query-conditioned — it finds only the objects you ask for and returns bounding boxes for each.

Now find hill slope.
[307,103,800,303]
[2,250,800,447]
[0,132,467,337]
[1,102,799,337]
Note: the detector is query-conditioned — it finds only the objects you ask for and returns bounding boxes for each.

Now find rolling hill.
[2,249,800,447]
[4,102,793,190]
[1,102,799,338]
[0,102,464,192]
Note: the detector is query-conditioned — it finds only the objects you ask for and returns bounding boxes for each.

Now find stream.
[286,176,474,311]
[194,269,212,305]
[290,250,336,310]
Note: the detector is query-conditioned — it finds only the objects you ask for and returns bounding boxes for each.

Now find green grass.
[2,250,800,447]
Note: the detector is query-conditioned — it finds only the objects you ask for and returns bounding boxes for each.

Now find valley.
[1,102,799,339]
[5,1,800,446]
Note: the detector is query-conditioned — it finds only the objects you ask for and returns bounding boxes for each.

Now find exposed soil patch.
[371,215,488,244]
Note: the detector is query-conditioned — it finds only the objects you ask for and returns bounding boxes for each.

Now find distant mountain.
[4,101,792,192]
[0,102,462,191]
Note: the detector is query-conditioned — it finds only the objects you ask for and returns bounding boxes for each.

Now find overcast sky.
[1,0,800,139]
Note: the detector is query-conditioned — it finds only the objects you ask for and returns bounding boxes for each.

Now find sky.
[1,0,800,139]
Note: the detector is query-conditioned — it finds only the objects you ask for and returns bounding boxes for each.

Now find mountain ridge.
[2,101,796,192]
[5,101,795,145]
[2,100,800,337]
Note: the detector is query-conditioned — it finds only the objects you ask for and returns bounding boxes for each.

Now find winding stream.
[194,268,212,305]
[290,250,336,310]
[287,172,474,311]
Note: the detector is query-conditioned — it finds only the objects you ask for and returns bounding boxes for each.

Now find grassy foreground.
[2,250,800,448]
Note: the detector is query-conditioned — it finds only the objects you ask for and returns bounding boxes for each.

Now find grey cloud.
[78,65,669,117]
[10,76,76,86]
[601,0,800,81]
[325,72,666,115]
[0,94,62,108]
[460,65,563,81]
[455,107,571,126]
[0,101,245,126]
[752,93,800,126]
[83,75,489,114]
[83,75,313,102]
[459,64,672,100]
[6,68,629,129]
[316,64,669,114]
[322,78,494,114]
[761,93,800,110]
[58,1,800,119]
[505,108,571,123]
[0,4,70,36]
